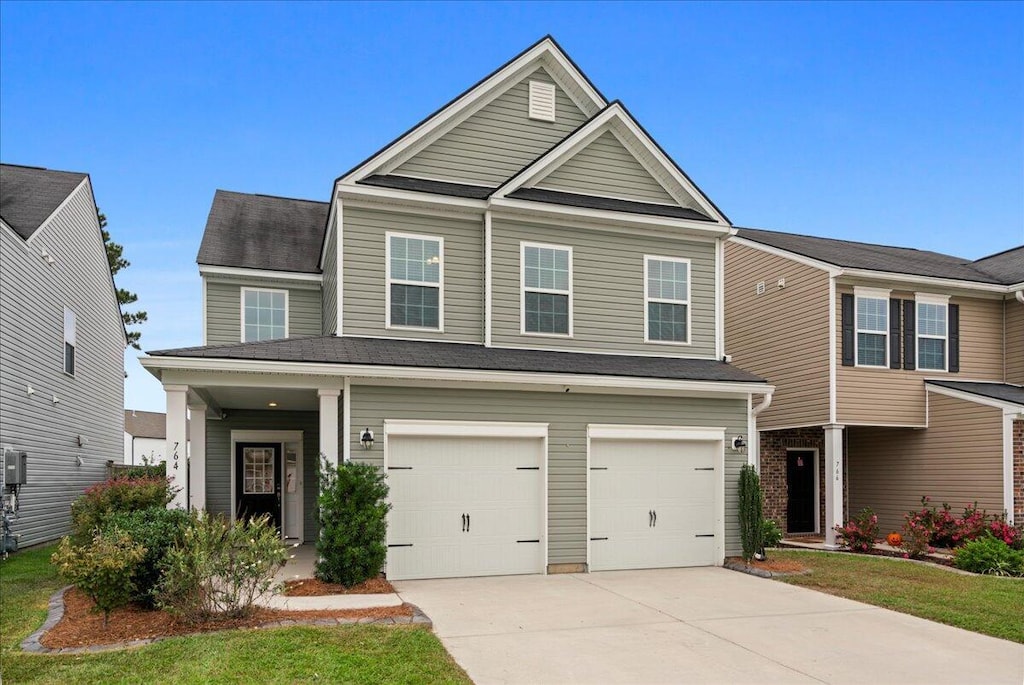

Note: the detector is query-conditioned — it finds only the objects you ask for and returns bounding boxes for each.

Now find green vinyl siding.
[205,277,322,346]
[322,213,338,334]
[349,385,748,565]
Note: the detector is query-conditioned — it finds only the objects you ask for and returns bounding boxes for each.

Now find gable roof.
[736,227,1015,285]
[0,163,88,240]
[973,245,1024,285]
[197,190,329,274]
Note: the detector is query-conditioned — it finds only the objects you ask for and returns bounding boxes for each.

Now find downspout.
[749,390,774,471]
[1015,290,1024,305]
[752,391,773,417]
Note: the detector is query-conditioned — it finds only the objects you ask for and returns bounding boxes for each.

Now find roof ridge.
[737,226,971,260]
[973,244,1024,263]
[214,188,328,205]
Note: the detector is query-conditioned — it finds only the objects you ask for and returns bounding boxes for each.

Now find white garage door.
[589,427,723,571]
[385,423,546,581]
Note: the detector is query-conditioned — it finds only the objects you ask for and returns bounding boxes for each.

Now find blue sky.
[2,1,1022,412]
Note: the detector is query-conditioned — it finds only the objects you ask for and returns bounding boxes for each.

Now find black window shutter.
[903,300,916,370]
[889,299,902,369]
[948,303,960,373]
[841,293,855,366]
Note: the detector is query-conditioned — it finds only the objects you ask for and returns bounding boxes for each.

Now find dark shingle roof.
[358,175,493,200]
[0,164,88,239]
[196,190,329,274]
[973,246,1024,285]
[149,335,766,384]
[927,381,1024,407]
[736,227,1011,284]
[508,187,714,222]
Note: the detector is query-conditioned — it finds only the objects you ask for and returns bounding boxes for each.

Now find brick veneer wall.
[759,427,844,535]
[1014,419,1023,523]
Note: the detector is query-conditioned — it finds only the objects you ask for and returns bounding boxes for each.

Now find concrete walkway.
[394,567,1024,685]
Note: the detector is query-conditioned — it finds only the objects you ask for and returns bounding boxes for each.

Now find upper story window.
[645,256,690,344]
[916,294,949,371]
[63,307,76,375]
[387,233,442,330]
[522,242,572,336]
[855,289,889,367]
[242,288,288,342]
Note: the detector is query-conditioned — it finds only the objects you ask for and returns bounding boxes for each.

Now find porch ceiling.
[200,386,319,412]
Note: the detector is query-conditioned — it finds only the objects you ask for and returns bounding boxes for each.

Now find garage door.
[589,426,723,571]
[385,422,546,581]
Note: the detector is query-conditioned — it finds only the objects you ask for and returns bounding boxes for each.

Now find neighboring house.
[0,163,126,547]
[725,230,1023,543]
[140,36,772,579]
[123,410,189,465]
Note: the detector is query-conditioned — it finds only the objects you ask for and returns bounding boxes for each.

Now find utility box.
[4,450,27,486]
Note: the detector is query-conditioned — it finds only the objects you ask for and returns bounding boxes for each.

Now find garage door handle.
[462,513,467,532]
[649,510,654,527]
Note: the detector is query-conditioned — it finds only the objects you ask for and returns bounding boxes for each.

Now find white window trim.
[643,255,692,346]
[385,231,445,333]
[240,287,290,343]
[63,307,76,377]
[915,292,950,373]
[853,287,891,368]
[520,241,573,338]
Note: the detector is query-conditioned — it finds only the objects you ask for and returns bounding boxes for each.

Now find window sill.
[521,331,573,339]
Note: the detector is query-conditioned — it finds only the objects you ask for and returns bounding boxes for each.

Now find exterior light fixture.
[268,402,278,408]
[360,428,375,450]
[731,435,747,450]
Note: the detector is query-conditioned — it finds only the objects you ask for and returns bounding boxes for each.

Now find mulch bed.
[42,588,413,650]
[283,577,394,596]
[725,556,807,574]
[859,547,955,567]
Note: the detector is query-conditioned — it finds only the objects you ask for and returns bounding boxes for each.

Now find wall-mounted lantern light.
[360,428,375,450]
[731,435,747,450]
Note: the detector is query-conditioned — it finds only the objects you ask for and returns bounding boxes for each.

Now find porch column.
[164,384,189,510]
[823,424,845,548]
[187,401,207,511]
[318,389,341,469]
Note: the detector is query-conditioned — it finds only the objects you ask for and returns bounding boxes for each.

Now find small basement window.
[528,81,556,122]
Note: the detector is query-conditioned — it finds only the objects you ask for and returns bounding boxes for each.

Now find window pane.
[857,297,887,332]
[64,342,75,375]
[243,290,286,341]
[919,337,946,370]
[524,246,569,292]
[391,236,440,285]
[857,332,886,366]
[525,292,569,334]
[391,284,440,328]
[917,302,946,337]
[647,259,688,302]
[648,302,688,342]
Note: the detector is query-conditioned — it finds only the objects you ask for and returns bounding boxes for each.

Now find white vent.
[756,281,766,295]
[528,81,556,122]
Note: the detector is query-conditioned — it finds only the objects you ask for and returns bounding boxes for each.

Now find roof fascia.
[318,189,339,270]
[926,382,1024,412]
[24,175,90,246]
[728,236,841,275]
[198,264,323,283]
[836,268,1009,294]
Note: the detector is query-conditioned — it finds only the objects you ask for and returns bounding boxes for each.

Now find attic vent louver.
[528,81,556,122]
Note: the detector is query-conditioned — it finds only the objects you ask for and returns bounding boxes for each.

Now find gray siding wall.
[491,219,718,356]
[391,67,589,187]
[204,410,320,543]
[321,212,338,335]
[205,276,322,346]
[342,206,483,343]
[0,181,124,547]
[350,385,749,564]
[534,131,677,205]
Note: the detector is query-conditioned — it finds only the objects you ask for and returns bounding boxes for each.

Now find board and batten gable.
[341,206,484,343]
[723,241,831,429]
[0,179,124,547]
[321,211,339,335]
[490,217,717,356]
[348,385,749,565]
[835,284,1004,427]
[1005,298,1024,384]
[390,67,591,187]
[204,274,322,346]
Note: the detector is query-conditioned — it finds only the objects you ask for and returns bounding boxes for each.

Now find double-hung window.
[63,307,76,375]
[855,289,889,367]
[645,256,690,344]
[388,233,443,330]
[242,288,287,342]
[916,294,949,371]
[522,242,572,336]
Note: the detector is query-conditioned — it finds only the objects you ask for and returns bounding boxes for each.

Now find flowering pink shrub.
[900,512,934,558]
[835,508,879,552]
[988,518,1022,549]
[907,497,1006,549]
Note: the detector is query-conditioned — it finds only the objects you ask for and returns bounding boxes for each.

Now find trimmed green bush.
[738,464,764,562]
[51,532,146,626]
[102,508,190,607]
[70,476,176,544]
[953,533,1024,577]
[316,458,390,587]
[115,463,166,480]
[763,518,783,550]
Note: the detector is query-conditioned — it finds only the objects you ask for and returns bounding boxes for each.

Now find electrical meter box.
[4,450,27,486]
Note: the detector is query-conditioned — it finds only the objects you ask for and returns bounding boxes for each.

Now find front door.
[786,450,816,533]
[236,442,282,529]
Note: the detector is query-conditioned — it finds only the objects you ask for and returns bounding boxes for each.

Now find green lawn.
[771,549,1024,643]
[1,545,470,684]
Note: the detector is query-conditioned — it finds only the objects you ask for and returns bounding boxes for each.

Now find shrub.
[115,463,166,480]
[899,513,933,558]
[953,534,1024,577]
[737,464,764,562]
[762,519,783,550]
[102,508,190,607]
[316,458,390,586]
[988,518,1023,550]
[51,532,146,626]
[834,508,878,553]
[951,502,988,547]
[157,511,287,623]
[71,476,176,544]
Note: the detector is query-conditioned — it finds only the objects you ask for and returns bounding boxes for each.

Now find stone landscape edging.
[21,586,432,655]
[722,560,811,578]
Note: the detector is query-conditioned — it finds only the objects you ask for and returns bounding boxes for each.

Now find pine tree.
[99,211,147,349]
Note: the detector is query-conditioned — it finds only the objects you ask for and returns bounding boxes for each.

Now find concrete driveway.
[394,568,1023,684]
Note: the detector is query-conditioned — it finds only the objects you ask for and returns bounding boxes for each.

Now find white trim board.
[384,419,549,438]
[200,264,323,284]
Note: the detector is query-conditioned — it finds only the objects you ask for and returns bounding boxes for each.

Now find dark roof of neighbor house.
[972,246,1024,285]
[358,174,494,199]
[196,190,329,274]
[927,380,1024,407]
[507,187,713,221]
[149,335,767,384]
[0,163,89,240]
[124,410,190,439]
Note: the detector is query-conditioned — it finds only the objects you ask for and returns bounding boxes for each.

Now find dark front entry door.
[787,450,816,533]
[236,442,282,529]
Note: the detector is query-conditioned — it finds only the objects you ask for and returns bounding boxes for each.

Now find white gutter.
[752,390,774,417]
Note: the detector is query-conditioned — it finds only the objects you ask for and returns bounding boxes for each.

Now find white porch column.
[318,389,341,470]
[823,424,845,548]
[187,401,207,511]
[164,385,189,510]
